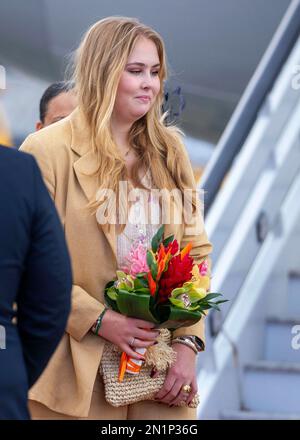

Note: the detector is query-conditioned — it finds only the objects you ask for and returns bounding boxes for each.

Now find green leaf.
[134,275,149,288]
[208,303,221,311]
[133,278,145,289]
[147,250,154,268]
[133,278,142,289]
[150,262,158,280]
[134,288,150,294]
[146,247,158,281]
[116,290,159,323]
[199,304,214,311]
[163,235,175,247]
[151,225,164,252]
[149,294,157,311]
[188,305,201,311]
[168,305,202,323]
[136,272,148,278]
[155,304,202,330]
[203,292,223,301]
[140,278,149,288]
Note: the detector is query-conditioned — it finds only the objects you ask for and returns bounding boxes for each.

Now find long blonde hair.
[71,16,197,218]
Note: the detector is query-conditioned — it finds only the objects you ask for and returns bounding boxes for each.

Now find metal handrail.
[200,0,300,215]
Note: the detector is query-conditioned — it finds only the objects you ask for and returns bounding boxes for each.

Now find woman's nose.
[141,72,154,88]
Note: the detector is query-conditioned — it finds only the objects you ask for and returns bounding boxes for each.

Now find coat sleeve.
[171,140,213,348]
[17,155,72,387]
[19,135,105,343]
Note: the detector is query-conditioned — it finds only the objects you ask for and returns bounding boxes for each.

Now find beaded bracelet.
[93,308,108,336]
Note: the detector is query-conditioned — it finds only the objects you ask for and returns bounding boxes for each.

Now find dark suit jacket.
[0,145,72,419]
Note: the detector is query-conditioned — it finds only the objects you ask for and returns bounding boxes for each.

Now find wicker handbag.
[99,329,200,408]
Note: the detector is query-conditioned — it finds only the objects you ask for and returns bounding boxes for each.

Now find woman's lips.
[136,96,151,103]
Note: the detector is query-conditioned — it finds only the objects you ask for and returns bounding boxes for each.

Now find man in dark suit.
[0,145,72,419]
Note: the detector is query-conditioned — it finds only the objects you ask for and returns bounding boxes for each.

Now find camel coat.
[19,108,213,417]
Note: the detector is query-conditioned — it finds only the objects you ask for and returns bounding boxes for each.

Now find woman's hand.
[98,309,160,360]
[153,343,198,406]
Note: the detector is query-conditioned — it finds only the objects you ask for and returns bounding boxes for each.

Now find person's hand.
[98,309,160,360]
[153,343,198,406]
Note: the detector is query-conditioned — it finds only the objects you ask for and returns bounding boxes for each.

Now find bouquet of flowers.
[104,225,227,383]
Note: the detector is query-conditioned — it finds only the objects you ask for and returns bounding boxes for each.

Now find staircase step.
[243,361,300,413]
[265,317,300,363]
[220,410,300,420]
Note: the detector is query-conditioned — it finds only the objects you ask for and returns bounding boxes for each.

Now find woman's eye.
[129,70,159,76]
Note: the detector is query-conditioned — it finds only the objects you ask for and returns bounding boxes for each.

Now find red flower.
[165,239,179,256]
[158,253,193,303]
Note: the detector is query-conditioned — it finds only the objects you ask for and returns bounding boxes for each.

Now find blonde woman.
[20,17,212,420]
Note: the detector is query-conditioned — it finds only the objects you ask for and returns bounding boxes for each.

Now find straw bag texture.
[99,329,200,408]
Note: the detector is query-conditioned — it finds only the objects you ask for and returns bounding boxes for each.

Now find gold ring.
[181,384,192,394]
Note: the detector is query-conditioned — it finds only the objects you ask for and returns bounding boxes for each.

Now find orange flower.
[180,242,193,260]
[157,260,164,279]
[157,243,166,261]
[147,272,157,296]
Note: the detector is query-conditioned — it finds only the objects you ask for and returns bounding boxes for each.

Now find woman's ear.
[36,121,44,131]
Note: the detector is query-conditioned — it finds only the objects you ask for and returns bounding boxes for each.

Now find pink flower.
[121,242,149,277]
[199,259,209,276]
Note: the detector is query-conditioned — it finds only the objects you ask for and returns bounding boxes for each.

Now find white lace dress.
[116,170,161,271]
